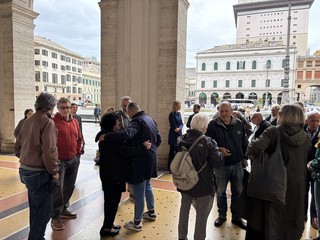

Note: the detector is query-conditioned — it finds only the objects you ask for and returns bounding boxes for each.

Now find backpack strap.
[188,135,205,152]
[188,135,207,173]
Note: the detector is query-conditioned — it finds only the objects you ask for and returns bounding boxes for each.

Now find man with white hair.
[304,110,320,229]
[206,101,248,230]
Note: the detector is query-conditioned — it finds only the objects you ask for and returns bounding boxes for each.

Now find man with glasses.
[51,97,84,231]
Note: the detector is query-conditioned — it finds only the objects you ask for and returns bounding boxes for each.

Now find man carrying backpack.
[174,113,224,240]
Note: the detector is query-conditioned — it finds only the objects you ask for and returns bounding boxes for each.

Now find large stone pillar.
[99,0,189,169]
[0,0,38,152]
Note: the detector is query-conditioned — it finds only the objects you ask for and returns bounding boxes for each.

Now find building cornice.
[34,36,83,59]
[233,0,314,25]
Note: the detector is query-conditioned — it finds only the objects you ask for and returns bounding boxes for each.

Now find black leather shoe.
[231,219,247,230]
[214,217,226,227]
[100,228,119,237]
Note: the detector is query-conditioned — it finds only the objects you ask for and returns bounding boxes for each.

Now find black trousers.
[245,223,265,240]
[102,183,123,229]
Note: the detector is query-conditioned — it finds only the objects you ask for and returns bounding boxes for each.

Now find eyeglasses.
[59,106,71,110]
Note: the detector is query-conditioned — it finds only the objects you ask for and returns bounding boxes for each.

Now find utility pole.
[264,63,271,109]
[281,1,291,105]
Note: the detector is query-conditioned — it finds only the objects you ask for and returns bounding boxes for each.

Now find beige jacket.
[14,109,59,175]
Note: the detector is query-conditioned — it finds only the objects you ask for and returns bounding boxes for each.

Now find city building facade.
[295,51,320,103]
[82,58,101,105]
[185,67,196,106]
[233,0,314,56]
[34,36,84,102]
[195,41,297,106]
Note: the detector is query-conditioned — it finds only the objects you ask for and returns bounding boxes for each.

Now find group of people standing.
[168,100,320,240]
[96,96,161,236]
[14,93,85,240]
[14,93,320,240]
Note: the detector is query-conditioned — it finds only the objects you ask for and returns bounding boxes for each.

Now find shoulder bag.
[247,127,287,205]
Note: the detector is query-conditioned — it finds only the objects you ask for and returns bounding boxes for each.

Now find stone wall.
[99,0,189,169]
[0,1,37,152]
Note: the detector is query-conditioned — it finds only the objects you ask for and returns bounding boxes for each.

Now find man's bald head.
[251,112,263,125]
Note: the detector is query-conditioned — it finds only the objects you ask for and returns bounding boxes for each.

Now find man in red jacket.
[51,97,83,231]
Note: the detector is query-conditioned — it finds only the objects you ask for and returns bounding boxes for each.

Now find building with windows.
[34,36,84,102]
[185,68,196,106]
[195,41,297,106]
[295,51,320,103]
[233,0,314,55]
[82,58,101,105]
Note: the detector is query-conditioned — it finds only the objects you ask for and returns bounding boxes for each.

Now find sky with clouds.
[34,0,320,68]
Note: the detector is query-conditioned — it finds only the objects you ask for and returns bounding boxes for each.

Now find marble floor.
[0,154,318,240]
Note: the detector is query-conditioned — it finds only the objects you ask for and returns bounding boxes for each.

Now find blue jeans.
[53,156,80,218]
[178,193,214,240]
[214,162,243,220]
[19,168,53,240]
[132,180,155,222]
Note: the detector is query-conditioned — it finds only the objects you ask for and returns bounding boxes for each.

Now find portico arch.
[0,0,190,171]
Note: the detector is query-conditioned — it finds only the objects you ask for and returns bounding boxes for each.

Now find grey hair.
[121,96,132,101]
[57,97,71,107]
[34,92,57,111]
[190,113,209,133]
[307,110,320,120]
[127,102,140,113]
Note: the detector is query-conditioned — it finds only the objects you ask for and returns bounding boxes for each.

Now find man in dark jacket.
[186,104,201,128]
[251,112,271,139]
[95,113,151,237]
[304,111,320,229]
[206,101,248,230]
[99,102,161,232]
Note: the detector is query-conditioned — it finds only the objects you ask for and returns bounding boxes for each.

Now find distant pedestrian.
[168,100,183,171]
[94,104,102,123]
[14,108,34,138]
[71,103,85,156]
[186,104,201,128]
[265,104,280,126]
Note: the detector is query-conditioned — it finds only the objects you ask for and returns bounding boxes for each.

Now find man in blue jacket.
[99,102,161,232]
[206,101,248,230]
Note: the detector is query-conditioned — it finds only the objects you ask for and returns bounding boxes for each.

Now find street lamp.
[264,62,271,109]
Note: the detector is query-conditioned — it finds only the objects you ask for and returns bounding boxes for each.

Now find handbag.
[247,127,287,205]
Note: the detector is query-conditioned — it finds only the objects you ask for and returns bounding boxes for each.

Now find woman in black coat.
[95,113,151,237]
[168,100,183,170]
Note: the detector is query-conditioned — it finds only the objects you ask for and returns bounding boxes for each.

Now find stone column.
[0,0,38,152]
[99,0,189,169]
